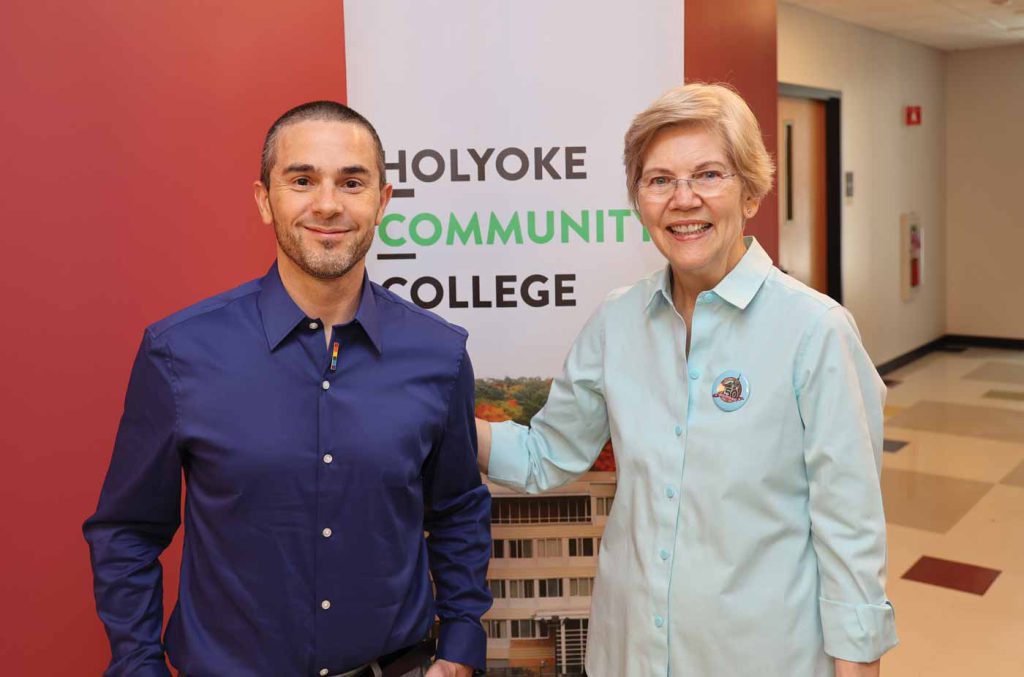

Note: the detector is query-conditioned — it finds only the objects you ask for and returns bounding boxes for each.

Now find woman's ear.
[742,194,761,221]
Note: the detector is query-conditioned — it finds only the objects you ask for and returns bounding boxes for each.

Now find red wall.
[685,0,779,260]
[0,2,346,673]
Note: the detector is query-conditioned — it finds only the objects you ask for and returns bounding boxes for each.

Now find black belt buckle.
[376,637,435,677]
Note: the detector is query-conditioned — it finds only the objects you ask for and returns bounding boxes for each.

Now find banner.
[346,0,683,380]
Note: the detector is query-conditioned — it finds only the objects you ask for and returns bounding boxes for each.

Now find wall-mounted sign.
[345,1,680,379]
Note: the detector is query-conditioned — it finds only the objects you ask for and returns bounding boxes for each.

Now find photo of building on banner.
[346,2,682,673]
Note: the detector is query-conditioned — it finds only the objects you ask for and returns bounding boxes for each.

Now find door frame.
[778,83,843,304]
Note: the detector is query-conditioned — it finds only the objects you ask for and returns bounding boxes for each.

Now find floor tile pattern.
[963,361,1024,386]
[1002,459,1024,488]
[984,389,1024,402]
[901,555,1001,595]
[885,400,1024,444]
[881,468,992,532]
[883,439,909,452]
[878,348,1024,675]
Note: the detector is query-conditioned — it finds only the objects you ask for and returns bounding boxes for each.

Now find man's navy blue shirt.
[84,264,492,677]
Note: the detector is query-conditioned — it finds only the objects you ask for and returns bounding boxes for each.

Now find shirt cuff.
[435,619,487,672]
[107,657,172,677]
[486,421,529,491]
[820,597,898,662]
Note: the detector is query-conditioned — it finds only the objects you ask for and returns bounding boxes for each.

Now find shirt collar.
[258,263,383,354]
[645,236,773,313]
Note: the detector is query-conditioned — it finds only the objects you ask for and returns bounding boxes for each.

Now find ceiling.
[783,0,1024,50]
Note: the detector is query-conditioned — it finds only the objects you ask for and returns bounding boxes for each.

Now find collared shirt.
[84,264,491,677]
[488,237,897,676]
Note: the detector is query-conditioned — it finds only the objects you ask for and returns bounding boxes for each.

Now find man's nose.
[312,184,341,217]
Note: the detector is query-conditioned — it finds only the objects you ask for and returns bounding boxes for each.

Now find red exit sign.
[905,106,922,126]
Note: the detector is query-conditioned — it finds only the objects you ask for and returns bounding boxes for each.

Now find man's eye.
[294,177,312,187]
[342,179,365,190]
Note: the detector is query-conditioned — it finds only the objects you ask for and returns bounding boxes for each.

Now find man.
[84,101,491,677]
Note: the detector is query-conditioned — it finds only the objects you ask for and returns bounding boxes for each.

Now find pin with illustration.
[711,371,749,412]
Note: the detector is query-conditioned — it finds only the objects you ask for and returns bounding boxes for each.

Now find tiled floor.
[880,348,1024,675]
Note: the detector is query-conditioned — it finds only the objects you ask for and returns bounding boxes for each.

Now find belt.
[177,638,435,677]
[333,637,436,677]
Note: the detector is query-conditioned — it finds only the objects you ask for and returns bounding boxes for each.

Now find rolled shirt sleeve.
[795,306,898,662]
[83,330,182,677]
[487,305,610,494]
[422,348,493,671]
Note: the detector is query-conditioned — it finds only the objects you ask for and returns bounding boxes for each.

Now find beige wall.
[778,3,948,364]
[946,45,1024,339]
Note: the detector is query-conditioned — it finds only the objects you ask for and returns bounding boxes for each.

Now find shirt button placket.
[317,355,333,666]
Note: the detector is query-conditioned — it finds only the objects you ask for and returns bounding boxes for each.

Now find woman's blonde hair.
[623,82,775,209]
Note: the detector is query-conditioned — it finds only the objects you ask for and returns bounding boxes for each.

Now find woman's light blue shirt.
[488,237,898,676]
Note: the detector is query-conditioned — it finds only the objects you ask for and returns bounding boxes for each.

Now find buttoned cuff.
[107,657,172,677]
[486,421,529,491]
[436,619,487,672]
[820,597,898,662]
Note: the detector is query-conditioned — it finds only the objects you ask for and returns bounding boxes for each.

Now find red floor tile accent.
[902,556,1001,595]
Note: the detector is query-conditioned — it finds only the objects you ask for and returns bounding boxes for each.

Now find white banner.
[346,0,683,378]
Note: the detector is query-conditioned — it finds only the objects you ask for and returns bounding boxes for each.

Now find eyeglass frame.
[636,170,739,200]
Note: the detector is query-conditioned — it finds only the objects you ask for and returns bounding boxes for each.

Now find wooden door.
[778,95,828,293]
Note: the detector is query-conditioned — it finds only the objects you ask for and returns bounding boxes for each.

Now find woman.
[476,84,897,676]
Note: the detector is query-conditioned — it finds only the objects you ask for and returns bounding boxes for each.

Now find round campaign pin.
[711,371,750,412]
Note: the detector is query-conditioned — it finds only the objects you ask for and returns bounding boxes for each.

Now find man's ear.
[376,183,394,224]
[254,180,273,225]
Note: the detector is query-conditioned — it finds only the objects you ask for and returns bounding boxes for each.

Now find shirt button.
[321,380,330,390]
[321,599,331,610]
[320,670,329,676]
[322,527,333,538]
[674,425,683,437]
[688,369,700,380]
[323,454,333,464]
[666,486,676,499]
[654,615,665,628]
[309,321,319,330]
[659,549,670,561]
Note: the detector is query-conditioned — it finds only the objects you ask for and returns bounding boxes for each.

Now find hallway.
[880,347,1024,675]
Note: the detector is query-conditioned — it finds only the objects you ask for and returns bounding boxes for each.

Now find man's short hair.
[260,101,387,188]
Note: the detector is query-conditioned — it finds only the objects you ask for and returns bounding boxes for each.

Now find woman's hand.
[475,418,492,474]
[835,658,880,677]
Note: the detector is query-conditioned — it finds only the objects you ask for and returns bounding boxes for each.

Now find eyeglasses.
[637,170,738,200]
